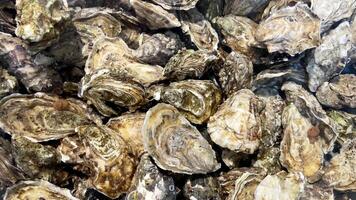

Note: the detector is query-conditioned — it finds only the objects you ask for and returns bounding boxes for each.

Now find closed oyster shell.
[4,180,78,200]
[0,93,101,142]
[327,110,355,144]
[184,176,221,200]
[179,8,219,51]
[306,21,352,92]
[0,68,17,98]
[142,103,220,174]
[126,154,177,200]
[316,74,356,109]
[280,104,324,183]
[215,51,253,96]
[151,0,199,10]
[76,125,137,199]
[130,0,180,30]
[208,89,262,154]
[163,49,217,81]
[107,112,146,157]
[152,80,222,124]
[254,171,305,200]
[256,3,321,55]
[223,0,269,19]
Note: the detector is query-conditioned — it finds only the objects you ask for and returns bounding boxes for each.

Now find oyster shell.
[254,171,306,200]
[142,103,220,174]
[179,8,219,51]
[183,176,221,200]
[151,0,199,10]
[4,180,78,200]
[126,154,177,200]
[316,74,356,109]
[0,93,101,142]
[261,0,311,19]
[207,89,263,154]
[223,0,269,19]
[253,147,282,175]
[327,110,355,144]
[130,0,180,30]
[300,182,334,200]
[107,112,146,157]
[306,21,352,92]
[0,68,17,98]
[76,125,137,198]
[163,49,217,81]
[256,2,321,55]
[280,104,324,183]
[196,0,224,21]
[58,135,86,165]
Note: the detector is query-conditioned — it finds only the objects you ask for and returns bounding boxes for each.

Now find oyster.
[327,110,355,144]
[280,104,324,183]
[4,180,78,200]
[0,68,17,98]
[107,112,146,157]
[316,74,356,109]
[0,32,63,93]
[142,103,220,174]
[256,3,321,55]
[58,135,86,165]
[183,176,221,200]
[300,182,334,200]
[207,89,263,154]
[126,154,177,200]
[254,171,305,200]
[151,0,199,10]
[0,93,101,142]
[306,21,352,92]
[215,52,253,96]
[261,0,311,19]
[223,0,269,19]
[76,125,137,198]
[179,8,219,51]
[163,49,217,81]
[253,147,282,175]
[130,0,181,30]
[151,80,222,124]
[322,138,356,191]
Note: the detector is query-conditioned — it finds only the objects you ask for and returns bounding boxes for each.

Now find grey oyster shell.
[254,171,306,200]
[223,0,269,19]
[280,104,324,183]
[215,51,253,96]
[179,8,219,51]
[300,182,334,200]
[261,0,311,19]
[183,176,222,200]
[151,80,222,124]
[316,74,356,109]
[208,89,263,154]
[142,103,221,174]
[163,49,217,81]
[151,0,199,10]
[253,147,282,175]
[306,21,352,92]
[76,125,137,199]
[126,154,177,200]
[322,138,356,191]
[4,180,79,200]
[327,110,355,144]
[256,2,321,55]
[0,68,17,98]
[130,0,181,30]
[0,93,101,142]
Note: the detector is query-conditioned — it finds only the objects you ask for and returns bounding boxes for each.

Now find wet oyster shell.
[130,0,180,30]
[327,110,355,144]
[0,68,17,98]
[316,74,356,109]
[256,2,321,55]
[322,138,356,191]
[76,125,137,198]
[183,176,221,200]
[280,104,324,183]
[163,49,217,81]
[254,171,305,200]
[107,112,146,157]
[4,180,78,200]
[142,103,220,174]
[223,0,269,19]
[179,8,219,51]
[151,0,199,10]
[0,93,101,142]
[126,154,177,200]
[208,89,262,154]
[306,21,352,92]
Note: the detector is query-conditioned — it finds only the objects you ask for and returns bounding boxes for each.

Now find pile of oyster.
[0,0,355,199]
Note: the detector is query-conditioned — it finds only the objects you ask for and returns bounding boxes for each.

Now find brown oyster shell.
[0,68,17,98]
[76,125,137,198]
[107,112,146,157]
[151,80,222,124]
[306,21,352,92]
[0,93,101,142]
[57,135,86,165]
[316,74,356,109]
[4,180,78,200]
[207,89,263,154]
[280,104,324,183]
[142,103,220,174]
[256,2,321,55]
[151,0,199,10]
[163,49,217,81]
[183,176,222,200]
[179,8,219,51]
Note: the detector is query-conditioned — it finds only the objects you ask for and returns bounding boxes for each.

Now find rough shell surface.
[151,0,199,10]
[327,110,355,144]
[183,176,222,200]
[223,0,269,19]
[0,68,17,98]
[253,147,282,175]
[300,182,334,200]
